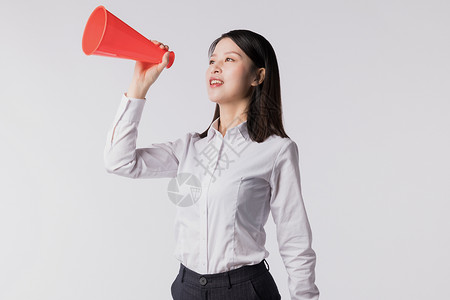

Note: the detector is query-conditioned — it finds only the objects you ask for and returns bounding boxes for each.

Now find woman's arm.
[103,93,183,179]
[269,139,320,300]
[103,40,182,178]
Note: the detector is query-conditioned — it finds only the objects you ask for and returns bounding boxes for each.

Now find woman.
[104,29,320,300]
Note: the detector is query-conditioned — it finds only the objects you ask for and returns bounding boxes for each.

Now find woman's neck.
[218,113,247,137]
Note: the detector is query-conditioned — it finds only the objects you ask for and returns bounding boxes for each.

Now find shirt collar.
[206,116,249,143]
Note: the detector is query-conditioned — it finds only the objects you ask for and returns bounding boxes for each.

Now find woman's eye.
[209,58,233,65]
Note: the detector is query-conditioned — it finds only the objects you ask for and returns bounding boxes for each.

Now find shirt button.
[199,276,207,285]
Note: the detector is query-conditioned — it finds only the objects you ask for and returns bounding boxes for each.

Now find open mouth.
[210,79,224,87]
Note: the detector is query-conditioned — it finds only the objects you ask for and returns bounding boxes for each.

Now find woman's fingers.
[150,39,169,50]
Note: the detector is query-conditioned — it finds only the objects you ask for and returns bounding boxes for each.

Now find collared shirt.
[104,94,320,300]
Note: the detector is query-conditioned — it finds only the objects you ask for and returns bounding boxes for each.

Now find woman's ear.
[251,68,266,86]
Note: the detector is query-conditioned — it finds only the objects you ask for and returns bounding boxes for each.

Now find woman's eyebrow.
[211,51,242,57]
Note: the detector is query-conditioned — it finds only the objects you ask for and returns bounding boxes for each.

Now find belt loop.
[181,266,186,283]
[227,271,232,289]
[263,259,270,271]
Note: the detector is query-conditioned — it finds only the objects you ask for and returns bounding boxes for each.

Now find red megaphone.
[82,5,175,68]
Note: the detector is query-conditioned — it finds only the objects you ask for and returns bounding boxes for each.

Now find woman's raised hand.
[127,40,171,99]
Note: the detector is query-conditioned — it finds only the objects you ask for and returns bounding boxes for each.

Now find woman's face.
[205,37,256,104]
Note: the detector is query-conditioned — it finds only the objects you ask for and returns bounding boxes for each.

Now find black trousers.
[171,259,281,300]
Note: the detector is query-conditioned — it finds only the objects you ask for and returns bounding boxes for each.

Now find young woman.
[104,29,320,300]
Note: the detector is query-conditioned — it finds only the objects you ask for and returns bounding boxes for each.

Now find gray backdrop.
[0,0,449,299]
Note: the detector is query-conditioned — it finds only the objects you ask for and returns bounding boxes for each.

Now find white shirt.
[104,94,320,300]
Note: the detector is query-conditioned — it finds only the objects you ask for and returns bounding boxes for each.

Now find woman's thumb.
[160,51,170,69]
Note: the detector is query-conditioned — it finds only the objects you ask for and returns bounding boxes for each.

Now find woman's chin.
[208,97,222,104]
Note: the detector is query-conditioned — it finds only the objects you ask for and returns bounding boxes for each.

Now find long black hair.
[199,29,289,143]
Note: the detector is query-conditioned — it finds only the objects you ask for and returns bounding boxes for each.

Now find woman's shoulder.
[176,130,201,140]
[260,134,294,149]
[185,130,202,141]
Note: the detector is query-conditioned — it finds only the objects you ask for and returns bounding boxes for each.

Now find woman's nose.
[211,63,222,73]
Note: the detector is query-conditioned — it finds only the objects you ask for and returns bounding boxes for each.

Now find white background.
[0,0,449,299]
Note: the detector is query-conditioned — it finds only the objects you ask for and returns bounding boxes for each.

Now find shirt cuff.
[113,93,146,123]
[124,92,146,101]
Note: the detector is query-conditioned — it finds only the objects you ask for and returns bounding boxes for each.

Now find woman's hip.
[171,259,281,300]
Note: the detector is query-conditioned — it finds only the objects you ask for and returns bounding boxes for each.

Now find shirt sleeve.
[269,139,320,300]
[103,93,185,179]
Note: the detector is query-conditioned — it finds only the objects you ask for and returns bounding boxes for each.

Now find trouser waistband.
[178,259,270,289]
